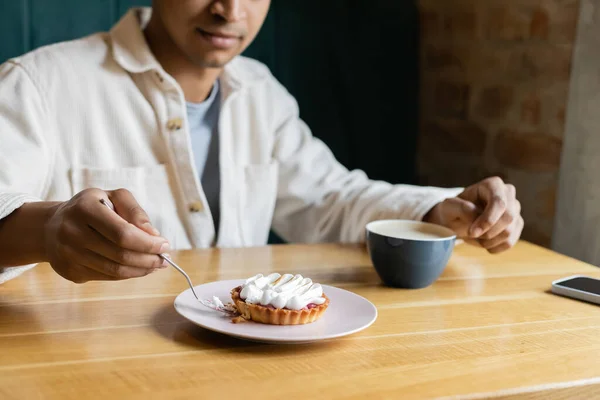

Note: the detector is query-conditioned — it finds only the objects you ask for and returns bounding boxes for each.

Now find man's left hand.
[424,177,524,254]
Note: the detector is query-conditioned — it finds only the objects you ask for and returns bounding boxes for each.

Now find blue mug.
[366,220,456,289]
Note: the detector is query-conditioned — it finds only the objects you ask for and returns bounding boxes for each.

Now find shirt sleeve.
[270,81,463,244]
[0,60,52,283]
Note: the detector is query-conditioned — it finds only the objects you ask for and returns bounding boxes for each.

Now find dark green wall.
[0,0,420,242]
[247,1,420,186]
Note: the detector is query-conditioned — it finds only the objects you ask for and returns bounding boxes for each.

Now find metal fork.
[99,198,200,300]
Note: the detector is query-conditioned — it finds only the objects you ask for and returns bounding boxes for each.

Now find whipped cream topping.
[239,273,326,310]
[212,296,225,309]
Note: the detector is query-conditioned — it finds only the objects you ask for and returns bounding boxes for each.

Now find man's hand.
[43,188,170,283]
[424,177,524,254]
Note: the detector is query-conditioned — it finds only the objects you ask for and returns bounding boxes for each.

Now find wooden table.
[2,242,600,399]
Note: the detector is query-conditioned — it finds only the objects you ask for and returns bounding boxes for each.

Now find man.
[0,0,523,284]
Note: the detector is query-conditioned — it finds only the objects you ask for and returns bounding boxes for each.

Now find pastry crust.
[230,287,329,325]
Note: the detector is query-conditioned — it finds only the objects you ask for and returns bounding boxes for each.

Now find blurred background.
[0,0,582,252]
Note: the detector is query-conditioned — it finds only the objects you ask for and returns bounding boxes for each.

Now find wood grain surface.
[1,242,599,399]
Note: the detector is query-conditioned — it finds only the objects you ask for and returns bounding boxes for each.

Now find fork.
[100,199,237,316]
[98,199,237,316]
[99,198,200,300]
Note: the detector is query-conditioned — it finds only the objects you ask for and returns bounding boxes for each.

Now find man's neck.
[144,16,221,103]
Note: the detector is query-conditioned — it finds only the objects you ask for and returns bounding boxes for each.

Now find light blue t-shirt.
[186,80,221,236]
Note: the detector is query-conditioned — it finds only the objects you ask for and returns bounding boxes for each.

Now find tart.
[230,273,329,325]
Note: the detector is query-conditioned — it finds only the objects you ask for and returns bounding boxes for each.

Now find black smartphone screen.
[555,277,600,295]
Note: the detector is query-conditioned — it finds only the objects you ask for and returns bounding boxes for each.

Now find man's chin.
[199,61,228,69]
[189,54,235,69]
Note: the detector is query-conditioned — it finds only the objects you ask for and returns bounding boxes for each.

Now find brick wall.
[417,0,579,247]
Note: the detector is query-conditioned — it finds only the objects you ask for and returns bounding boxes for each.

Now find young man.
[0,1,523,284]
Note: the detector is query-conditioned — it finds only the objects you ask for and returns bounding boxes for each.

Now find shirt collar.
[109,7,244,91]
[109,8,160,74]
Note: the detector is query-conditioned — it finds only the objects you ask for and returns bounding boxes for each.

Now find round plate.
[174,279,378,344]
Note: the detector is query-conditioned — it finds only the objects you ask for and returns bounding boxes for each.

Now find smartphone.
[551,275,600,305]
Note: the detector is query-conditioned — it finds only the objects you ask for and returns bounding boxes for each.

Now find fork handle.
[99,198,200,300]
[160,254,200,300]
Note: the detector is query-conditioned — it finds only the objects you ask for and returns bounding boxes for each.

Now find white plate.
[174,279,378,344]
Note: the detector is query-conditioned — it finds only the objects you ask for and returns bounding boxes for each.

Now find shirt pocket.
[239,161,279,246]
[69,164,191,250]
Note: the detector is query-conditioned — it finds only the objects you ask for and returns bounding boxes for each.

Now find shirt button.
[167,118,183,131]
[189,201,204,213]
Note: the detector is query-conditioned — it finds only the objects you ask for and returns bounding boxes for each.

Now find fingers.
[479,230,510,250]
[79,249,159,279]
[64,264,119,284]
[476,183,521,254]
[47,188,172,284]
[108,189,161,236]
[75,225,167,269]
[469,177,508,237]
[480,195,521,240]
[435,197,480,238]
[50,260,116,284]
[463,238,481,247]
[456,178,524,254]
[61,243,159,280]
[442,197,480,221]
[81,191,169,254]
[481,216,524,254]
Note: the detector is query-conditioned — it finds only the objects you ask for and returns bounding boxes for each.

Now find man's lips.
[196,28,241,49]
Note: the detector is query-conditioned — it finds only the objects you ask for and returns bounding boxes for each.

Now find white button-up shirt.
[0,8,461,283]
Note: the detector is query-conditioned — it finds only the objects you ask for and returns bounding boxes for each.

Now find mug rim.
[366,219,457,242]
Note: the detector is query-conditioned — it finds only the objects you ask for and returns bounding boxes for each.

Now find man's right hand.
[43,188,170,284]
